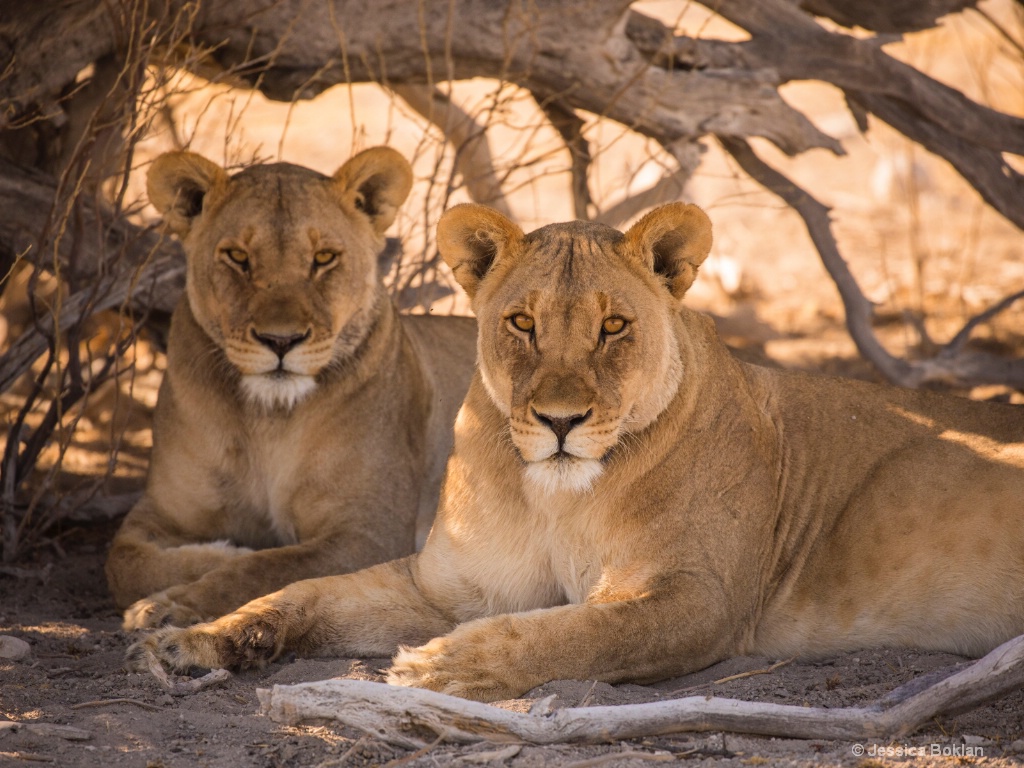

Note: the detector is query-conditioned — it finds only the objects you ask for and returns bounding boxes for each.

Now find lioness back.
[747,366,1024,657]
[106,148,476,629]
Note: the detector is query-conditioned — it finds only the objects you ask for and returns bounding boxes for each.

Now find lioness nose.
[532,408,592,447]
[251,329,311,359]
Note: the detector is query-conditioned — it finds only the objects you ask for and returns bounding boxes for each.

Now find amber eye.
[509,314,535,333]
[602,317,627,335]
[221,248,250,270]
[313,249,339,268]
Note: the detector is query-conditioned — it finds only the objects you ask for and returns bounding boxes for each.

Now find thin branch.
[945,288,1024,356]
[392,84,512,216]
[718,136,1024,389]
[596,140,701,228]
[718,136,912,385]
[969,5,1024,61]
[533,94,594,220]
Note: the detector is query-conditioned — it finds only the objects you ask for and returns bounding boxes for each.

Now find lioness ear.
[623,203,713,300]
[437,204,524,299]
[333,147,414,236]
[147,152,227,237]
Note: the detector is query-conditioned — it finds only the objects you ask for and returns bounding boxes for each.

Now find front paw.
[386,631,525,702]
[122,592,204,631]
[125,626,208,674]
[125,612,284,674]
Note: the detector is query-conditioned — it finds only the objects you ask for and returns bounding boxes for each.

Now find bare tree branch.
[708,0,1024,156]
[533,95,594,220]
[719,136,1024,389]
[594,168,688,228]
[392,85,512,217]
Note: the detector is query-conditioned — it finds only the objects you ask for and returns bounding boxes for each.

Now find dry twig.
[70,698,163,712]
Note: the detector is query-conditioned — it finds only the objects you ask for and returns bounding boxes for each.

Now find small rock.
[961,735,988,747]
[0,636,30,660]
[1008,739,1024,753]
[155,694,174,707]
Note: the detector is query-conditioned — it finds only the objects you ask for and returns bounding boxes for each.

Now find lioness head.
[147,147,413,409]
[438,203,712,494]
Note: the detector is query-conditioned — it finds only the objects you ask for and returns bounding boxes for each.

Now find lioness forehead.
[509,221,638,299]
[208,163,342,229]
[230,162,331,185]
[523,220,624,252]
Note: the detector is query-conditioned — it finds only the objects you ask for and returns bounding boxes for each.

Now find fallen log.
[258,632,1024,749]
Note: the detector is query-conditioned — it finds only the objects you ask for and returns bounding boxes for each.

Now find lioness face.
[147,148,413,409]
[439,203,712,494]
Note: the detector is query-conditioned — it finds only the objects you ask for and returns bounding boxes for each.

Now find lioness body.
[132,204,1024,700]
[106,150,475,628]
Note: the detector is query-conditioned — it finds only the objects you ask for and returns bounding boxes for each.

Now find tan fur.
[106,149,476,629]
[129,203,1024,701]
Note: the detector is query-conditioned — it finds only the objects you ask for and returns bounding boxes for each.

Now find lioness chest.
[218,417,308,546]
[430,479,635,619]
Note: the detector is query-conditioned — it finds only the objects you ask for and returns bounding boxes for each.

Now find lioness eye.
[509,314,535,333]
[602,317,627,335]
[313,250,338,268]
[221,248,250,270]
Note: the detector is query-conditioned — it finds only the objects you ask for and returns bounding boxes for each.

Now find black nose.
[532,408,592,448]
[251,329,311,359]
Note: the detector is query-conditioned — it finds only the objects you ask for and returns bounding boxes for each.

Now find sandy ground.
[2,523,1023,767]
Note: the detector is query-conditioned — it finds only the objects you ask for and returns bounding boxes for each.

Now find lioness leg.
[126,556,455,672]
[108,492,419,630]
[389,595,729,702]
[116,530,414,630]
[105,503,255,609]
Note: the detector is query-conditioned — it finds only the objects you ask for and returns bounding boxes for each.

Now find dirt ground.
[1,522,1023,767]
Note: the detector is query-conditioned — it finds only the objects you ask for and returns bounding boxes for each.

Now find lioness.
[129,203,1024,700]
[106,148,476,629]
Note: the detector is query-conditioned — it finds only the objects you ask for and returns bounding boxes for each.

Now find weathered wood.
[258,633,1024,748]
[798,0,977,33]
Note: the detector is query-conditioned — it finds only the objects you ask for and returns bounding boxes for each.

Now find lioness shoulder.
[106,148,476,629]
[131,203,1024,703]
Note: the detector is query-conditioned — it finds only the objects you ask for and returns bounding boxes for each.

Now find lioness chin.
[129,203,1024,702]
[106,148,476,629]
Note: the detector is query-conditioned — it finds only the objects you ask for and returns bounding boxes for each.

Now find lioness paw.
[122,592,206,631]
[125,611,283,677]
[124,625,220,674]
[386,636,524,702]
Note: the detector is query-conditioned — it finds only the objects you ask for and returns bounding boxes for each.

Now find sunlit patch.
[240,373,317,410]
[524,456,603,495]
[9,623,89,640]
